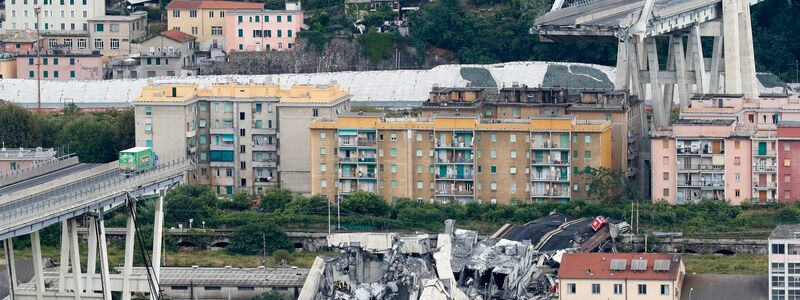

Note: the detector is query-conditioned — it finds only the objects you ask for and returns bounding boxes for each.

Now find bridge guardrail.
[0,157,192,232]
[0,160,119,204]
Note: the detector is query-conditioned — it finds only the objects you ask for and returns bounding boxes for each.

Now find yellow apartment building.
[166,0,264,51]
[309,113,612,204]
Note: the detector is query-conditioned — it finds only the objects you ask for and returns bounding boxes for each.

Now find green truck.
[119,147,154,173]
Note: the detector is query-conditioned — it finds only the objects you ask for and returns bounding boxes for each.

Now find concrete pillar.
[30,232,45,300]
[722,0,743,94]
[86,216,98,293]
[68,219,83,300]
[673,37,690,108]
[626,39,643,98]
[615,40,630,91]
[663,36,676,110]
[4,239,17,300]
[646,38,667,127]
[59,220,69,293]
[690,25,706,94]
[151,191,166,300]
[122,204,136,300]
[97,212,112,300]
[710,36,723,93]
[737,0,759,98]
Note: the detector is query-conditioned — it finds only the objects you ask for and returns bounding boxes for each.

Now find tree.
[360,30,395,65]
[283,195,329,215]
[260,188,295,212]
[272,249,291,266]
[0,102,42,147]
[164,185,221,226]
[582,167,637,203]
[223,192,251,211]
[227,222,292,255]
[58,116,116,163]
[342,191,389,216]
[113,108,135,151]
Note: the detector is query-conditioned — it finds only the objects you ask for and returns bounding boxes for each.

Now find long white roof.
[0,61,614,104]
[0,61,790,105]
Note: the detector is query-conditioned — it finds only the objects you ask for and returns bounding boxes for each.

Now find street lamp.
[189,218,193,229]
[34,6,42,113]
[689,287,694,300]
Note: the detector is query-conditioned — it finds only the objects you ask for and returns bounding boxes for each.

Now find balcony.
[531,174,569,182]
[339,171,377,179]
[210,127,235,135]
[251,128,277,135]
[753,182,778,189]
[210,143,234,151]
[339,157,377,163]
[435,174,474,180]
[436,158,474,164]
[754,165,777,172]
[435,141,474,149]
[357,139,377,147]
[676,147,700,155]
[186,130,197,138]
[754,150,777,157]
[531,159,569,166]
[252,144,277,152]
[677,181,701,187]
[699,181,725,189]
[252,160,277,168]
[436,189,474,196]
[531,141,569,150]
[531,190,570,198]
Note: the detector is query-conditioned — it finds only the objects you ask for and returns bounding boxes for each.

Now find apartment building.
[134,82,350,195]
[558,253,685,300]
[15,51,102,80]
[778,123,800,203]
[0,147,58,175]
[166,0,264,51]
[111,30,198,79]
[224,5,304,52]
[768,224,800,300]
[309,114,612,204]
[421,86,649,195]
[87,11,147,57]
[0,30,41,54]
[2,0,105,31]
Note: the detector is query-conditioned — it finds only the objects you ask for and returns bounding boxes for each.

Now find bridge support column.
[672,36,690,109]
[122,204,136,300]
[710,36,723,93]
[86,216,98,293]
[663,36,676,110]
[4,238,17,300]
[31,232,46,300]
[645,37,669,128]
[68,219,83,300]
[689,25,706,95]
[97,211,112,300]
[59,221,69,293]
[615,40,629,91]
[150,191,166,300]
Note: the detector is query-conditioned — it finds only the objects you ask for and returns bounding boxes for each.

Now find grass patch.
[683,254,767,275]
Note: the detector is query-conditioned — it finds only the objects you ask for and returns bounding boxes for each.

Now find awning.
[338,130,357,136]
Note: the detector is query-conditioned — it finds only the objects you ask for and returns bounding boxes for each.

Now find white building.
[3,0,105,32]
[769,224,800,300]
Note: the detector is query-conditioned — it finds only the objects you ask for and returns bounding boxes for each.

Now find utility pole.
[34,6,42,113]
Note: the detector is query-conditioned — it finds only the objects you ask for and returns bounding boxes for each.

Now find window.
[591,284,600,294]
[69,71,75,78]
[585,135,591,143]
[490,182,497,191]
[277,30,282,37]
[735,140,741,149]
[637,284,646,295]
[660,284,669,295]
[663,156,669,165]
[69,58,75,65]
[94,38,103,49]
[567,284,576,294]
[191,27,198,35]
[287,15,293,22]
[109,24,119,32]
[773,263,786,273]
[43,71,48,78]
[94,23,104,32]
[734,157,741,166]
[490,150,496,158]
[735,173,741,182]
[288,30,293,37]
[144,123,152,132]
[490,133,497,142]
[320,148,326,156]
[510,150,517,158]
[29,70,34,78]
[417,181,423,189]
[110,38,119,50]
[416,149,422,157]
[320,179,327,188]
[663,188,669,197]
[320,164,327,172]
[391,180,397,189]
[786,143,792,151]
[510,167,517,174]
[786,159,792,167]
[43,58,48,65]
[277,15,282,22]
[391,164,397,173]
[787,175,792,183]
[417,165,423,173]
[189,9,197,17]
[773,276,786,288]
[211,26,222,35]
[663,172,669,180]
[613,284,622,295]
[320,132,326,140]
[77,38,87,49]
[584,151,591,159]
[390,148,397,157]
[773,244,786,254]
[53,71,59,78]
[312,109,319,117]
[238,29,243,37]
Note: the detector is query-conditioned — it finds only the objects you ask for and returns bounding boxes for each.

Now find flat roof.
[0,148,57,160]
[679,274,767,300]
[672,119,735,126]
[770,224,800,239]
[89,13,146,22]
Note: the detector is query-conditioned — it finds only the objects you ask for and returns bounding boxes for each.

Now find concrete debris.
[302,215,623,300]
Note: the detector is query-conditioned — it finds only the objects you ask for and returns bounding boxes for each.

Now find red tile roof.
[161,30,197,42]
[559,253,683,281]
[166,0,264,10]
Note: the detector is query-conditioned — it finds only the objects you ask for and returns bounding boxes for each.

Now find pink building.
[777,123,800,204]
[224,8,303,52]
[651,119,755,205]
[0,30,41,54]
[0,147,58,176]
[16,52,103,80]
